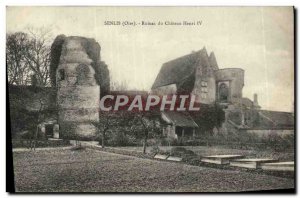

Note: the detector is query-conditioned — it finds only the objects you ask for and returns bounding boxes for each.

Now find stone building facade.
[151,47,294,139]
[151,47,245,105]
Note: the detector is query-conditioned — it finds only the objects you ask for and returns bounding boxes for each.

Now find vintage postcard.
[6,6,295,193]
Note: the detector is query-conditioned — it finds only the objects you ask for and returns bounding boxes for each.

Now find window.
[201,81,207,87]
[201,93,207,99]
[59,69,65,81]
[201,87,208,93]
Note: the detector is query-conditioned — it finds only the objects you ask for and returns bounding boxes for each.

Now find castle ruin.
[50,36,110,139]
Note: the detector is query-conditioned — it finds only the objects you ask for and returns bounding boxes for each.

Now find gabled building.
[151,47,245,105]
[151,47,294,139]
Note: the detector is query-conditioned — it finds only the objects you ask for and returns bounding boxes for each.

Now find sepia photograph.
[6,6,295,193]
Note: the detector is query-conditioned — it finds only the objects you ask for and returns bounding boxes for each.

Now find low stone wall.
[87,146,156,159]
[247,129,294,138]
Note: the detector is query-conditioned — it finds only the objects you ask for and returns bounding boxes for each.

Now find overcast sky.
[7,7,294,112]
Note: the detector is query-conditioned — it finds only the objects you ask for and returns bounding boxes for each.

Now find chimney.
[253,93,259,106]
[209,52,218,70]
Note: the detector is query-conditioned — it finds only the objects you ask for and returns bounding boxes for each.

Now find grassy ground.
[13,148,294,192]
[117,146,295,161]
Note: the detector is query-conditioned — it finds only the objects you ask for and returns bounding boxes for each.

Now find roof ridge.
[162,48,206,66]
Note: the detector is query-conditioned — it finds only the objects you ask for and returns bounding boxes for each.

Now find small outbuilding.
[161,111,199,139]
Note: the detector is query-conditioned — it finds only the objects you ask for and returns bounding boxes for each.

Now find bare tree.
[90,110,139,148]
[6,32,32,85]
[29,95,48,151]
[6,27,52,86]
[24,27,52,86]
[90,111,117,148]
[132,112,161,154]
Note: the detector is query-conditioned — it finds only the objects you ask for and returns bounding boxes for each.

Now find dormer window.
[59,69,65,81]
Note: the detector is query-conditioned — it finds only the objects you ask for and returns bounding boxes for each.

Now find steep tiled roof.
[151,47,214,91]
[109,90,148,96]
[229,109,295,130]
[257,110,294,129]
[241,98,254,108]
[162,111,199,127]
[241,97,261,109]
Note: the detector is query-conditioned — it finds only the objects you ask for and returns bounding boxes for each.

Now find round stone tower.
[56,37,100,140]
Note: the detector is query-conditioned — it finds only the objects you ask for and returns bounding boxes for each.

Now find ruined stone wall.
[8,85,57,136]
[56,37,100,139]
[50,35,110,96]
[246,129,294,138]
[9,86,56,112]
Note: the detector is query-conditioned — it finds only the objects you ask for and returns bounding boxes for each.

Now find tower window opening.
[219,82,229,102]
[59,69,65,81]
